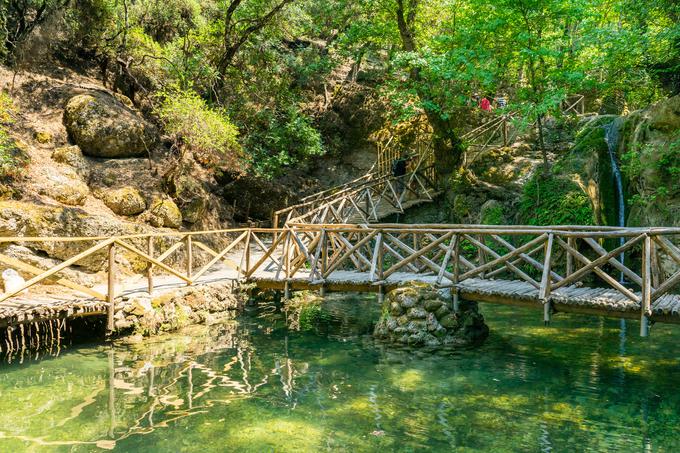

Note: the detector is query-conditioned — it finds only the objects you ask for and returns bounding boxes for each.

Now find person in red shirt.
[480,97,492,112]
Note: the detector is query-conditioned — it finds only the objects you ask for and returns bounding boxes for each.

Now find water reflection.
[0,296,679,452]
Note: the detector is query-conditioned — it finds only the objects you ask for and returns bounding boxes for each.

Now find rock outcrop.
[64,93,156,158]
[374,282,489,349]
[142,197,182,228]
[36,166,89,206]
[101,186,146,216]
[52,145,90,179]
[0,201,152,272]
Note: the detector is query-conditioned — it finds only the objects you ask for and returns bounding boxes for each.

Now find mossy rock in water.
[101,186,146,216]
[375,281,488,350]
[64,93,156,158]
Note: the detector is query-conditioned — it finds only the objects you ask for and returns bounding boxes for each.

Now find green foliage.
[519,175,594,226]
[621,134,680,207]
[0,91,28,186]
[243,106,324,178]
[155,90,245,173]
[480,204,505,226]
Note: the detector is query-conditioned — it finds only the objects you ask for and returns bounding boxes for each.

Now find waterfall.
[604,118,626,277]
[605,118,629,354]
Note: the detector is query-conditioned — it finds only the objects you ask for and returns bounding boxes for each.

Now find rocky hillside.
[0,66,241,278]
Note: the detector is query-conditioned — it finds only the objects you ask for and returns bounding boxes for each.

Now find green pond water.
[1,295,679,452]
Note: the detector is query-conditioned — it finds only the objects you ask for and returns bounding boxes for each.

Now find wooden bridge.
[1,223,679,337]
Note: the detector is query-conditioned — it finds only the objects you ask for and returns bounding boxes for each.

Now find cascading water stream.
[604,118,626,280]
[604,118,628,364]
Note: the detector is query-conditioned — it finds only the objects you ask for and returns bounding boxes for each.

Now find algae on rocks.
[374,282,488,349]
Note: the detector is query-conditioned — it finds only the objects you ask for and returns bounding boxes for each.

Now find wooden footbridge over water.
[1,101,679,338]
[1,220,679,338]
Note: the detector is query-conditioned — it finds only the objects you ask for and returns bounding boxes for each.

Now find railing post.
[641,234,652,337]
[540,233,554,324]
[477,235,487,278]
[452,234,461,313]
[566,236,575,277]
[185,235,193,284]
[244,231,251,279]
[502,117,509,147]
[107,243,116,333]
[147,236,154,295]
[284,230,291,299]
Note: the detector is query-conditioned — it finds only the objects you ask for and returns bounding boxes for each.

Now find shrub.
[155,90,246,174]
[244,106,324,178]
[519,175,594,226]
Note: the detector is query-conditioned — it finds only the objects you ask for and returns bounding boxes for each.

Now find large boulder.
[63,93,156,158]
[374,282,488,349]
[101,186,146,216]
[36,167,89,206]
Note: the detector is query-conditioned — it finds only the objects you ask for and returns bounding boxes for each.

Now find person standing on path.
[480,97,492,112]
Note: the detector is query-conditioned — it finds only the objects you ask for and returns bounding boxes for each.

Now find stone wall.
[113,282,246,336]
[374,282,488,349]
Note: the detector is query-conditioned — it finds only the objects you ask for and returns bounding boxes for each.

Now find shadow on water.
[0,295,678,452]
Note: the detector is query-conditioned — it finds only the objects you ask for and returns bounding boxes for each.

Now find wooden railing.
[2,224,679,336]
[249,224,680,336]
[272,165,437,228]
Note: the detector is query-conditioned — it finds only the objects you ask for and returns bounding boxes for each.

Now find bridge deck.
[249,270,680,324]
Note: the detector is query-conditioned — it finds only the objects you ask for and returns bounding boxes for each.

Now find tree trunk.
[395,0,461,185]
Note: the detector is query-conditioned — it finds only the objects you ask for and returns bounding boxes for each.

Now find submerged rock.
[374,282,488,350]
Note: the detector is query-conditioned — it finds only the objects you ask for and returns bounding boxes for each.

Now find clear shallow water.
[1,295,679,452]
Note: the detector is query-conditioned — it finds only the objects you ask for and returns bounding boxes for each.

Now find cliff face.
[615,96,680,228]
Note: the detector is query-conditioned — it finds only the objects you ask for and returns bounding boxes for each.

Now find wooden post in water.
[641,235,652,337]
[540,234,554,324]
[147,236,154,295]
[108,347,115,438]
[452,234,461,313]
[185,235,193,284]
[107,244,116,333]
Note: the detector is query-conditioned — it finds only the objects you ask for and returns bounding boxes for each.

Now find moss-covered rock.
[0,201,156,272]
[52,145,90,179]
[143,197,182,228]
[479,199,506,225]
[34,130,52,144]
[64,93,156,158]
[36,166,89,206]
[374,282,488,349]
[101,186,146,216]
